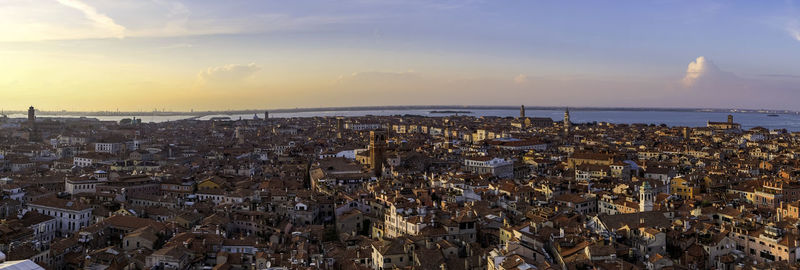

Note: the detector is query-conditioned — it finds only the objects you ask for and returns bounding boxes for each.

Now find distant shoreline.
[2,105,796,117]
[429,110,472,114]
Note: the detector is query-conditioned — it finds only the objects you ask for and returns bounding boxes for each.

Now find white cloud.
[159,43,193,49]
[674,56,800,109]
[513,74,529,84]
[0,0,369,42]
[788,21,800,42]
[681,56,737,87]
[335,71,419,84]
[55,0,126,39]
[198,63,262,85]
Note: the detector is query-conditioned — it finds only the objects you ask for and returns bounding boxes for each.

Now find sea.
[7,109,800,132]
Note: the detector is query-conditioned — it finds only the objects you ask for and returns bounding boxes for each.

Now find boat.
[767,114,779,117]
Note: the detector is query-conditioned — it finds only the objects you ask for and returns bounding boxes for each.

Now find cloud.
[55,0,126,39]
[0,1,369,42]
[513,74,529,84]
[159,43,194,50]
[335,71,419,84]
[197,63,262,85]
[673,56,800,109]
[681,56,738,87]
[353,0,482,10]
[788,22,800,42]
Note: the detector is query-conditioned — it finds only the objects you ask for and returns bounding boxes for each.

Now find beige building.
[336,209,364,237]
[730,224,797,263]
[146,245,192,270]
[123,226,158,250]
[384,203,428,238]
[371,238,414,270]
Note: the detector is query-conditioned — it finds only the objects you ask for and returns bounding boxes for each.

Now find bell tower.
[27,106,40,142]
[563,107,571,135]
[369,129,387,177]
[28,106,35,124]
[639,181,654,212]
[336,117,344,139]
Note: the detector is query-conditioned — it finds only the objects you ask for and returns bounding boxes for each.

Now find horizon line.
[1,105,796,116]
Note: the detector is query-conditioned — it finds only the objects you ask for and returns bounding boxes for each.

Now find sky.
[1,0,799,111]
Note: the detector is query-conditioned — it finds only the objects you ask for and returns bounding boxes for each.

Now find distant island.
[429,110,472,114]
[2,105,797,117]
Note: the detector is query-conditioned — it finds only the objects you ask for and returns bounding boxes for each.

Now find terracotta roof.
[29,197,92,211]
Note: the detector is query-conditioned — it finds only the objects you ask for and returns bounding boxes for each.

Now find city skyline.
[2,0,800,110]
[5,2,800,268]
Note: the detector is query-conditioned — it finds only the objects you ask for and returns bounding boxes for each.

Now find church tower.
[27,106,39,142]
[235,126,245,145]
[369,129,387,177]
[563,108,571,135]
[520,105,525,118]
[336,117,344,139]
[639,181,654,212]
[28,106,35,124]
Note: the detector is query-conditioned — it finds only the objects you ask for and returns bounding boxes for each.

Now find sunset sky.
[1,0,799,111]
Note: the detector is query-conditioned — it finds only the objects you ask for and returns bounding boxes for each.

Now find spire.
[639,180,654,212]
[563,107,571,136]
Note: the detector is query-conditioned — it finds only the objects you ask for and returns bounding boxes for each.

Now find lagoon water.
[8,109,800,131]
[202,109,800,131]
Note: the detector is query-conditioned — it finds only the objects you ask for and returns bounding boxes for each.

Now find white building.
[72,153,117,168]
[2,185,25,201]
[94,141,126,154]
[73,156,94,167]
[27,197,93,237]
[20,211,57,244]
[65,171,108,195]
[56,135,88,145]
[463,157,513,178]
[197,189,225,204]
[345,123,384,131]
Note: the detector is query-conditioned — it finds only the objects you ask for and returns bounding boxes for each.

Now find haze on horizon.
[1,0,800,111]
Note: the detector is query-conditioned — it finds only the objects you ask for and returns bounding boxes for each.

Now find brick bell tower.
[369,129,387,177]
